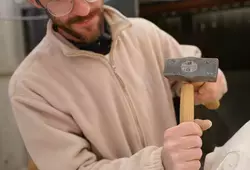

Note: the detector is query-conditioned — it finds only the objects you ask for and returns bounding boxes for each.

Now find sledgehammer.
[164,57,220,123]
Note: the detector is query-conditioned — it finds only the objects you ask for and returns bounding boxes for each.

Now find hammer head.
[164,57,219,82]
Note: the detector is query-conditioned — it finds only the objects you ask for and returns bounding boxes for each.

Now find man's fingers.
[182,160,201,170]
[194,119,212,131]
[164,120,212,139]
[179,136,203,149]
[165,122,203,137]
[179,148,203,161]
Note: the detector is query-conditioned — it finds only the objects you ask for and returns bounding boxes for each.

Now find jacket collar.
[46,5,132,57]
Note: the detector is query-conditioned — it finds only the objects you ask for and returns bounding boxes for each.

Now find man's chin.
[80,33,101,44]
[73,27,101,42]
[54,20,103,44]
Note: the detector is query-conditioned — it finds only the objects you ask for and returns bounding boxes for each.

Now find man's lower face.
[53,9,104,43]
[73,15,102,42]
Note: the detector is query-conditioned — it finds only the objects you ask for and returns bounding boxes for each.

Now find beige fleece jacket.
[9,6,203,170]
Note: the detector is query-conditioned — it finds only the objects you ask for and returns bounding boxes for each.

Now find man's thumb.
[194,119,212,131]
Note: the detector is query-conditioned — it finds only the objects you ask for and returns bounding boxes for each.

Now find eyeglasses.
[36,0,97,17]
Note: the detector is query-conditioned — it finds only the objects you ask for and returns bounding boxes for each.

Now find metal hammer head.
[164,57,219,82]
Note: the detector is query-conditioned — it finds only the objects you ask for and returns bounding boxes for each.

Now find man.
[8,0,228,170]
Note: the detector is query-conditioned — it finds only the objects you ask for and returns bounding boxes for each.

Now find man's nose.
[71,0,90,16]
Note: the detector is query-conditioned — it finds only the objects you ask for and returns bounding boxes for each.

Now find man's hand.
[194,69,228,105]
[162,119,212,170]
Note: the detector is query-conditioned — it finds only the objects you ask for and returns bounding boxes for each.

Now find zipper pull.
[112,64,116,70]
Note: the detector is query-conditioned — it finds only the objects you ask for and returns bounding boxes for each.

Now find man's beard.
[50,8,104,44]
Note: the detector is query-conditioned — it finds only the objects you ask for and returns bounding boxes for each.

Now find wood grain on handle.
[180,83,195,123]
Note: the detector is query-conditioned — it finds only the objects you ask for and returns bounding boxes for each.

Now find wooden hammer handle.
[203,101,220,110]
[180,83,194,123]
[28,159,38,170]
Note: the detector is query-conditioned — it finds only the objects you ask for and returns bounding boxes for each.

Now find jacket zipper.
[108,39,146,148]
[68,39,146,147]
[113,69,146,147]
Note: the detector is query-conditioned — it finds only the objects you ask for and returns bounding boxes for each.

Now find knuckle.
[164,127,179,139]
[164,129,172,138]
[164,141,175,151]
[193,161,201,169]
[178,122,187,128]
[180,161,201,170]
[194,136,203,147]
[192,123,202,135]
[180,122,194,130]
[196,148,203,159]
[179,122,203,136]
[188,121,197,128]
[180,121,192,127]
[164,127,176,138]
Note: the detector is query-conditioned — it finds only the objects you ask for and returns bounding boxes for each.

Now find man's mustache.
[67,8,101,25]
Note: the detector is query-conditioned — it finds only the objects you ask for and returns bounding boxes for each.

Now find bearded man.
[9,0,231,170]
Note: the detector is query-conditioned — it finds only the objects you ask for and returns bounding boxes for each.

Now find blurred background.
[0,0,250,169]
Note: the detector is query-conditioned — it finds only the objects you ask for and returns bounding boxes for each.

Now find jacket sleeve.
[9,85,164,170]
